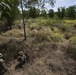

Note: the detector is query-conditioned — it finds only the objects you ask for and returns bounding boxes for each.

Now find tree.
[23,10,29,19]
[0,0,11,19]
[40,10,47,18]
[29,7,39,18]
[60,7,65,19]
[0,0,19,29]
[48,9,54,18]
[20,0,26,40]
[29,7,35,18]
[19,0,56,40]
[57,7,65,19]
[57,8,61,19]
[66,6,76,19]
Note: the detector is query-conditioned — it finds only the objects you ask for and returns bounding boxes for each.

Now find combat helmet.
[19,51,24,56]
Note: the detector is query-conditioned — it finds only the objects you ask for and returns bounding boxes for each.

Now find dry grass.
[64,32,74,39]
[0,18,76,75]
[1,29,24,37]
[67,36,76,60]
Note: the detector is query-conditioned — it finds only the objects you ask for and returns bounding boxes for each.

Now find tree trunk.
[21,0,26,40]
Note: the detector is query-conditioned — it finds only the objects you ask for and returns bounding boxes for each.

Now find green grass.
[64,20,76,24]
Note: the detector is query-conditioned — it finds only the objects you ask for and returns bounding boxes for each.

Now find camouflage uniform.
[0,53,8,74]
[15,51,26,69]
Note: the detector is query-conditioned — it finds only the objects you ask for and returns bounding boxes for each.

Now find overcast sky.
[45,0,76,11]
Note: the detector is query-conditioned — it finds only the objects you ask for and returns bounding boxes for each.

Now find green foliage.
[23,0,56,8]
[57,6,76,19]
[48,9,54,18]
[40,10,47,18]
[57,8,61,19]
[29,7,40,18]
[0,1,11,10]
[0,0,11,18]
[0,0,20,29]
[66,6,76,19]
[60,7,65,19]
[57,7,65,19]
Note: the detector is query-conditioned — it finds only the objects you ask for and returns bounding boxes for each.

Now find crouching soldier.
[15,51,26,69]
[0,53,8,75]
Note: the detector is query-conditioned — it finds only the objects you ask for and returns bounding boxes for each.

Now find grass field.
[0,18,76,75]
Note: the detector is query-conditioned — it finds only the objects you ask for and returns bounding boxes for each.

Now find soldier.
[0,53,8,75]
[15,51,26,69]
